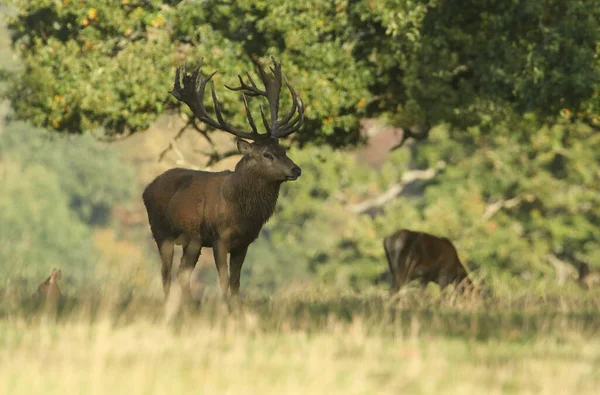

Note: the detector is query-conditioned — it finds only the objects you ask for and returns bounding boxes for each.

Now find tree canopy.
[4,0,600,145]
[1,1,599,291]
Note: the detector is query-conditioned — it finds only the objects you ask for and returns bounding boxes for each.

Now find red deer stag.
[143,57,304,301]
[383,229,476,293]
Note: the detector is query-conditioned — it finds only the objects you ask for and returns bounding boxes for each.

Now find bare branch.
[169,138,201,170]
[189,118,214,146]
[202,149,240,168]
[346,161,446,214]
[158,130,202,170]
[158,123,189,163]
[547,254,577,285]
[94,130,134,143]
[482,192,537,221]
[158,114,215,164]
[481,196,523,221]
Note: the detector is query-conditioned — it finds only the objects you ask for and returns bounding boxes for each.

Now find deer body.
[37,269,62,304]
[144,58,304,301]
[146,167,279,249]
[383,229,473,292]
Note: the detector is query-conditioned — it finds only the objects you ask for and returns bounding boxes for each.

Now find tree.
[0,121,136,226]
[0,120,138,282]
[247,115,599,288]
[4,0,599,146]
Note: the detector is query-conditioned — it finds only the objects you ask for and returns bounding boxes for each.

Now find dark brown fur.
[383,229,474,292]
[143,139,301,300]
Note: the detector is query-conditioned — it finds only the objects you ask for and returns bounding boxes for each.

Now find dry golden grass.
[1,284,600,395]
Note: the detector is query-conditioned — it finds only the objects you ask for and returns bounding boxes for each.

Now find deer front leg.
[393,259,411,293]
[229,246,248,298]
[177,239,201,302]
[213,242,230,299]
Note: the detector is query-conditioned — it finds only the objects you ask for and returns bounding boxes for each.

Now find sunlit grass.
[1,282,600,394]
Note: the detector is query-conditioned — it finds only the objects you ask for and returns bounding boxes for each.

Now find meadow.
[2,281,600,395]
[1,3,600,394]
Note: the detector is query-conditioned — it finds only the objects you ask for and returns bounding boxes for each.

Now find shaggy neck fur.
[225,157,282,231]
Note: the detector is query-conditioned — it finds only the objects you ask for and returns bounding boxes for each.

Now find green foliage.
[417,117,600,274]
[5,0,600,143]
[0,121,137,282]
[245,145,410,288]
[3,0,371,145]
[243,114,599,288]
[1,121,136,225]
[357,0,600,129]
[0,158,93,280]
[2,1,599,292]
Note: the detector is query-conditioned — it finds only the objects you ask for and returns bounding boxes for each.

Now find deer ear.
[237,139,253,155]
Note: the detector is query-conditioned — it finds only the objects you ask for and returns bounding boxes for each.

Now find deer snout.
[286,165,302,181]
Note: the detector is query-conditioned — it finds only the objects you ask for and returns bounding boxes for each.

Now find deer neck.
[225,164,281,228]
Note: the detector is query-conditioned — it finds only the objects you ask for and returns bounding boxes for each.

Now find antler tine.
[225,73,265,97]
[270,75,304,138]
[244,72,262,96]
[241,93,259,134]
[209,78,227,125]
[259,104,271,133]
[273,96,305,138]
[261,57,283,134]
[225,57,285,137]
[278,78,299,126]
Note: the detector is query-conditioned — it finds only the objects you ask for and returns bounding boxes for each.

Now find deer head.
[169,57,304,181]
[50,268,62,281]
[235,138,301,181]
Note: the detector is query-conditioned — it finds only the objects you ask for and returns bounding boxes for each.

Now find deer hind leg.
[383,238,400,293]
[159,240,175,299]
[398,248,419,292]
[213,242,230,300]
[437,267,455,292]
[177,239,201,302]
[229,247,248,298]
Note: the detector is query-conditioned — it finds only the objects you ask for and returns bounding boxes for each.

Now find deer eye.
[263,153,274,160]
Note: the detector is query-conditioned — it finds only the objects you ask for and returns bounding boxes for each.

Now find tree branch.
[346,161,446,214]
[157,121,190,163]
[192,148,240,169]
[481,195,523,220]
[389,121,431,151]
[158,115,218,169]
[546,254,577,285]
[94,130,134,143]
[165,136,202,170]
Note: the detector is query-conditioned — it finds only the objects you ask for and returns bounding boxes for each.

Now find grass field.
[2,283,600,395]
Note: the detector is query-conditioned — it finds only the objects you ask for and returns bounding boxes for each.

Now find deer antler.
[169,59,263,140]
[170,57,304,141]
[225,57,304,139]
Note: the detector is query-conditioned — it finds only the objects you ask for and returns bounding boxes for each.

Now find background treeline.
[1,0,599,293]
